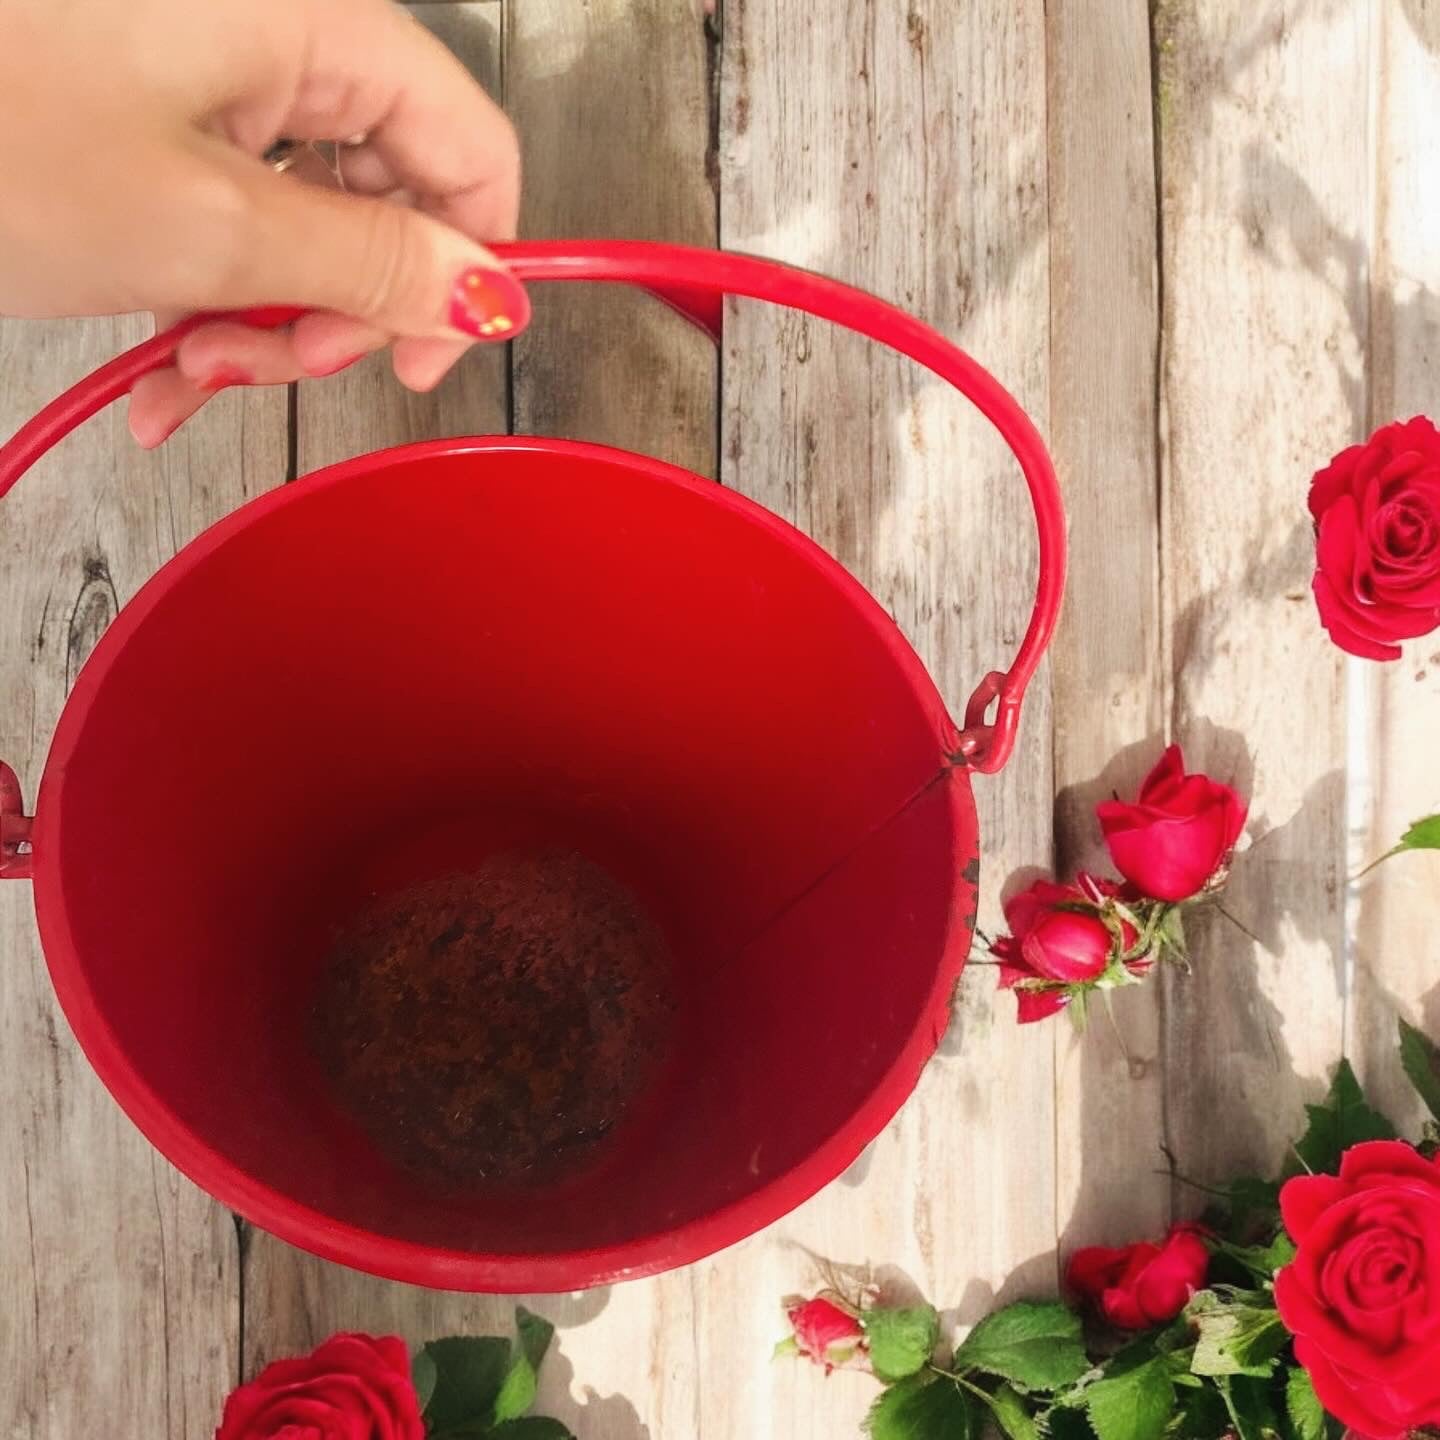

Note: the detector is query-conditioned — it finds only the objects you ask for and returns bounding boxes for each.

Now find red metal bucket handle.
[0,241,1064,775]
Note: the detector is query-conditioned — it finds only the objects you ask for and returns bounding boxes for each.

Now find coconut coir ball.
[312,850,675,1187]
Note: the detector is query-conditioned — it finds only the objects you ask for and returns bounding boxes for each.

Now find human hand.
[0,0,526,445]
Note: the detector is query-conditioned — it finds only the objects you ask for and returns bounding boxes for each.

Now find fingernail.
[307,353,367,379]
[448,266,530,341]
[197,365,253,393]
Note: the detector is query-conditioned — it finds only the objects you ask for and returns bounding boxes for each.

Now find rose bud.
[1097,746,1247,903]
[991,879,1138,1024]
[784,1295,867,1373]
[1066,1224,1210,1329]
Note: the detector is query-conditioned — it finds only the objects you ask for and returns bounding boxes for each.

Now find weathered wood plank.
[1156,0,1363,1190]
[0,318,283,1434]
[709,3,1054,1434]
[1348,0,1440,1127]
[504,2,713,1433]
[247,8,711,1440]
[1045,0,1167,1252]
[507,0,717,477]
[243,0,512,1375]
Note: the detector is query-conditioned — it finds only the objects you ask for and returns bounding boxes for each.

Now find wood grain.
[1348,0,1440,1128]
[247,6,712,1439]
[0,318,285,1435]
[503,3,714,1433]
[7,4,1437,1436]
[1045,0,1167,1252]
[506,0,717,477]
[709,3,1054,1435]
[242,0,514,1376]
[1156,0,1363,1192]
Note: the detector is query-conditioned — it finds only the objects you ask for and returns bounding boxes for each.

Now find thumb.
[200,150,530,343]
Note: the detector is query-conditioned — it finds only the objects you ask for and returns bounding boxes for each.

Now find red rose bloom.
[1066,1224,1209,1330]
[1309,416,1440,661]
[216,1333,424,1440]
[991,878,1138,1024]
[1096,745,1247,903]
[1276,1141,1440,1440]
[787,1296,866,1373]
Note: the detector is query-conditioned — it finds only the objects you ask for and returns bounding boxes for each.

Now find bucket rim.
[32,433,973,1291]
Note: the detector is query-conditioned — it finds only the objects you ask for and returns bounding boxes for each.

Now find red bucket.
[0,243,1064,1292]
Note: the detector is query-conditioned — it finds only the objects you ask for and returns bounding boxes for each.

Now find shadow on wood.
[539,1333,652,1440]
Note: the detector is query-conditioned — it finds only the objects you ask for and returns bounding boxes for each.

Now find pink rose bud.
[786,1296,866,1373]
[1096,745,1247,903]
[1002,880,1114,982]
[991,879,1138,1023]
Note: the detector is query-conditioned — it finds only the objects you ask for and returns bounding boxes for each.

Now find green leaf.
[952,1302,1090,1392]
[772,1335,799,1360]
[1225,1177,1283,1237]
[1153,1317,1196,1352]
[514,1307,555,1373]
[1155,904,1187,960]
[988,1384,1040,1440]
[1284,1059,1396,1178]
[1217,1374,1278,1440]
[864,1373,980,1440]
[1397,814,1440,853]
[1187,1291,1288,1378]
[1173,1381,1233,1439]
[1161,1345,1200,1384]
[489,1420,575,1440]
[1044,1409,1098,1440]
[862,1304,941,1382]
[493,1354,537,1425]
[1360,814,1440,876]
[1081,1356,1175,1440]
[1212,1233,1297,1286]
[1399,1018,1440,1127]
[1284,1365,1324,1440]
[412,1348,439,1413]
[418,1336,512,1434]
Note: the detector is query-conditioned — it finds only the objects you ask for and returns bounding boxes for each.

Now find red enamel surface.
[32,438,979,1289]
[0,242,1060,1291]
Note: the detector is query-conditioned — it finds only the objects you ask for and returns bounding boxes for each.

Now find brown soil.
[311,850,675,1187]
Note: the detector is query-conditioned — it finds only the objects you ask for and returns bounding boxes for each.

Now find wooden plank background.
[1,2,1436,1437]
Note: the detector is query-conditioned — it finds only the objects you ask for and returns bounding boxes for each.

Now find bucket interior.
[42,441,975,1275]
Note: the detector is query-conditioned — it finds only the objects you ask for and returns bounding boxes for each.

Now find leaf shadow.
[1052,740,1171,881]
[1237,142,1368,435]
[1169,518,1325,723]
[1400,0,1440,54]
[1156,759,1347,1201]
[1348,862,1440,1132]
[536,1331,652,1440]
[941,1247,1062,1338]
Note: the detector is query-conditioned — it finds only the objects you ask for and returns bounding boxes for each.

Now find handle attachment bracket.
[0,763,33,880]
